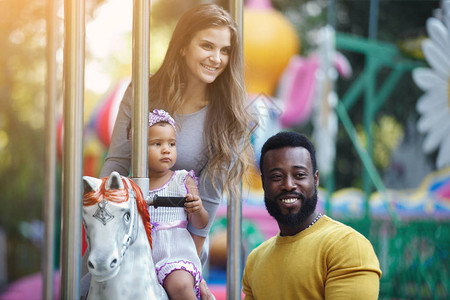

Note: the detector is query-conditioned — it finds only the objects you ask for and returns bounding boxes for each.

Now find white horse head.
[82,171,167,300]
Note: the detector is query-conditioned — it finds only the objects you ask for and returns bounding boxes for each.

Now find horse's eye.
[123,212,130,222]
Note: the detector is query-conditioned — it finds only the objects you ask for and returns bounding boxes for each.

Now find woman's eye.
[201,43,212,50]
[124,212,130,222]
[221,47,230,55]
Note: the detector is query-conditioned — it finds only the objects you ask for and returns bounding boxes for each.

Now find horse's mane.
[83,177,153,249]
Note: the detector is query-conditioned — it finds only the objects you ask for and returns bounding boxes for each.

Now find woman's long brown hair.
[147,4,256,200]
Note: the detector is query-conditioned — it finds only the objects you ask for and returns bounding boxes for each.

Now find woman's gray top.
[100,85,222,237]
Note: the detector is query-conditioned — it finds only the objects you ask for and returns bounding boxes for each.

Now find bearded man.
[242,131,381,300]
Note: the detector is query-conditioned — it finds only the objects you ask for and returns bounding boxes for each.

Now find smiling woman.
[97,3,255,299]
[182,26,231,91]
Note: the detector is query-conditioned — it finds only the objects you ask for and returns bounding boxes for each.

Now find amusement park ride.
[82,172,168,300]
[44,1,250,299]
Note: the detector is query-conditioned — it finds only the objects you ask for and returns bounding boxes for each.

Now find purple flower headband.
[148,109,176,131]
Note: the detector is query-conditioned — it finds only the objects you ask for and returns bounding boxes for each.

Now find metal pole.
[60,0,84,298]
[368,0,379,40]
[227,1,244,300]
[327,0,336,28]
[226,192,242,300]
[229,0,243,35]
[43,0,58,298]
[130,0,150,195]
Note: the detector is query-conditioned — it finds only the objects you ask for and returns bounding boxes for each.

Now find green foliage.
[342,218,450,299]
[0,0,46,233]
[272,0,438,190]
[272,0,329,54]
[0,0,106,281]
[0,0,107,231]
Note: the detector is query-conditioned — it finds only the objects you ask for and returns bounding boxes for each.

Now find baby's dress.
[148,169,202,299]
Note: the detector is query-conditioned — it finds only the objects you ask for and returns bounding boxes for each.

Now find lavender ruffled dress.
[148,170,202,299]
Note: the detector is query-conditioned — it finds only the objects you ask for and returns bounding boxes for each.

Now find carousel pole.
[130,0,150,194]
[60,0,85,298]
[227,1,244,300]
[43,0,59,298]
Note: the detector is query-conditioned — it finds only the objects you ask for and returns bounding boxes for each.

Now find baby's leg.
[163,269,197,300]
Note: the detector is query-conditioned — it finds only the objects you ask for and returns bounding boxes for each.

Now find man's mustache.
[275,191,305,201]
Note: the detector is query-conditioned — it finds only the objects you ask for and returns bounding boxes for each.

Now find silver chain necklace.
[306,213,323,229]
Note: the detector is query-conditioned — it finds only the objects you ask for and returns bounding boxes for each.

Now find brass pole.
[130,0,150,196]
[43,0,58,298]
[60,0,84,298]
[226,1,244,300]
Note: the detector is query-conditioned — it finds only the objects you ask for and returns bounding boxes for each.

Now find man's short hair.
[259,131,317,174]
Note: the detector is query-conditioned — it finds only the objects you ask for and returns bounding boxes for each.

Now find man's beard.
[264,187,318,227]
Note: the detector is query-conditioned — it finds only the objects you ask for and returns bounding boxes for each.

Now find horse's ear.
[83,176,101,194]
[105,171,124,190]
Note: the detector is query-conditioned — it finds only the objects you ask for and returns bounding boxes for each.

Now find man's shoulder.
[319,216,379,262]
[320,216,366,238]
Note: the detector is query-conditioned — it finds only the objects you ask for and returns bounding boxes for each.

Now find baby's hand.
[185,193,203,215]
[185,192,208,229]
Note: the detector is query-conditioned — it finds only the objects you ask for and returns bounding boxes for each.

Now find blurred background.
[0,0,449,299]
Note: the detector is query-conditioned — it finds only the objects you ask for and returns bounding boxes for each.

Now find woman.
[100,3,254,274]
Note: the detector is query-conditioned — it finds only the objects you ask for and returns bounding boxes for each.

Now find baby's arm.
[185,175,209,235]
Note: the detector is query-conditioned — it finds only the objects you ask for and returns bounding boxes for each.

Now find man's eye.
[270,175,282,181]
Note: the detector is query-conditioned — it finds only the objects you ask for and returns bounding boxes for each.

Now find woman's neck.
[181,82,208,114]
[148,169,174,190]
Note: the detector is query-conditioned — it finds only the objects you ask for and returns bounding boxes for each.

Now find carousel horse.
[82,171,168,300]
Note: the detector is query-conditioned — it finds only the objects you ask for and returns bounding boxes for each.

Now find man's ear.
[261,174,266,191]
[314,170,319,188]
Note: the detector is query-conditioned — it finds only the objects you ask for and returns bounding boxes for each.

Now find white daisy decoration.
[412,1,450,170]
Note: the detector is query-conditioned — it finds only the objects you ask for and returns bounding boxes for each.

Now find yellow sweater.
[242,215,381,300]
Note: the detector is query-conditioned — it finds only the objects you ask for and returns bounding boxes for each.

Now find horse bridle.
[119,179,139,258]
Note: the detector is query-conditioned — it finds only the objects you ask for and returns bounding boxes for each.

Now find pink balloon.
[279,55,318,128]
[94,80,129,147]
